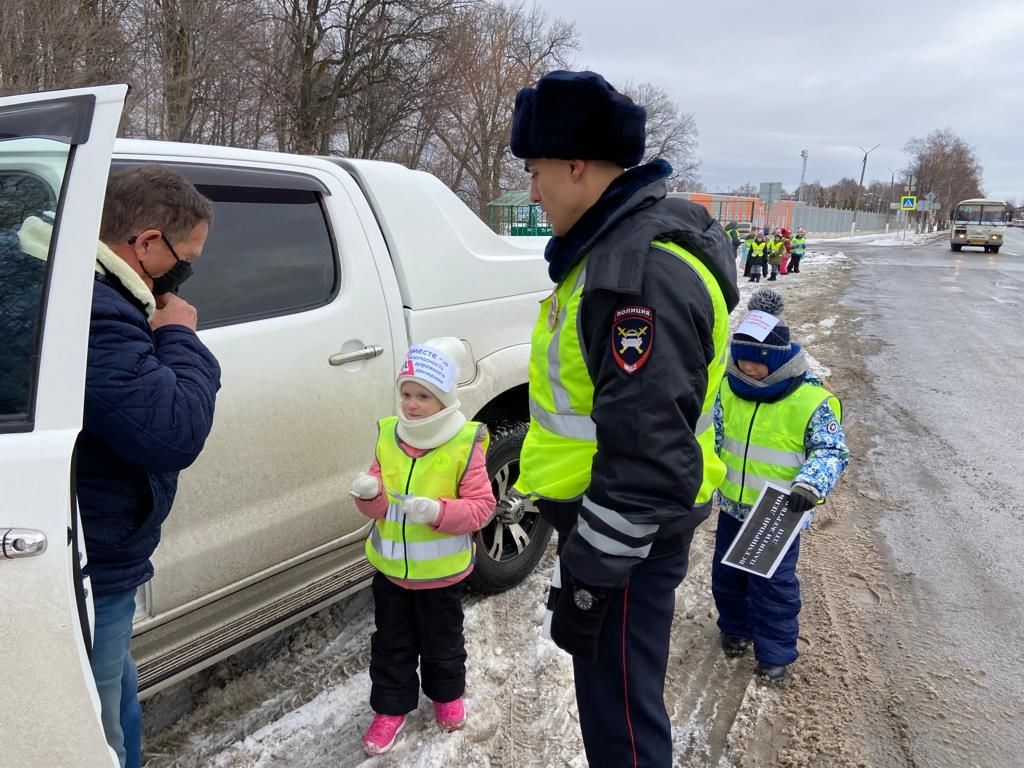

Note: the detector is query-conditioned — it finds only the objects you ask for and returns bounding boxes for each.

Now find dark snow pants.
[711,511,802,666]
[369,571,467,714]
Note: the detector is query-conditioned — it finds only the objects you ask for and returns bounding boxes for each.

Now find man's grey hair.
[99,165,213,244]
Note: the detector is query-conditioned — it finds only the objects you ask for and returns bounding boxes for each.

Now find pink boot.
[433,698,466,731]
[362,713,406,755]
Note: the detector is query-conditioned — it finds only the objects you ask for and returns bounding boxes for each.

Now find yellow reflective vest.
[718,380,842,506]
[516,239,730,505]
[365,417,488,581]
[748,240,767,260]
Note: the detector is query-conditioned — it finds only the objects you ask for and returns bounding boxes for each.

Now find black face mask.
[152,258,193,294]
[132,233,194,294]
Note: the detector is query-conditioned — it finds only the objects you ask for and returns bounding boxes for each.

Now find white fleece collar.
[18,213,156,318]
[94,240,157,318]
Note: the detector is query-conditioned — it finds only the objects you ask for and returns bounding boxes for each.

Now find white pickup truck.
[0,85,551,766]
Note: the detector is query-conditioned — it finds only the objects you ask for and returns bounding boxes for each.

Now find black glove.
[787,484,819,515]
[550,571,610,664]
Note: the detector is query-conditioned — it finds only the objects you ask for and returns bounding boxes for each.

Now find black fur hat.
[510,70,647,168]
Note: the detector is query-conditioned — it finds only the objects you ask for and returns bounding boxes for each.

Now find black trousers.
[538,500,694,768]
[789,252,802,272]
[369,571,467,715]
[572,535,692,768]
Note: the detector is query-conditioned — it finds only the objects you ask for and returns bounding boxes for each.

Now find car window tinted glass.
[0,138,69,427]
[175,184,338,330]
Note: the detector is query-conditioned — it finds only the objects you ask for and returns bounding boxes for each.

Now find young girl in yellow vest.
[712,289,849,684]
[349,340,495,755]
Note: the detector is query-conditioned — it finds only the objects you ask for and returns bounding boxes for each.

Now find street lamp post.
[797,150,808,203]
[851,143,880,233]
[885,168,896,231]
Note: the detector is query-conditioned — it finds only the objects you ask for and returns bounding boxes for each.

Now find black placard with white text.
[721,482,807,579]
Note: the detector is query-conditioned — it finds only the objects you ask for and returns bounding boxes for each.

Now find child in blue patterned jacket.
[711,288,849,684]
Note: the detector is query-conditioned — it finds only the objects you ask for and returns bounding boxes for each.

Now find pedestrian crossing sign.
[901,195,917,210]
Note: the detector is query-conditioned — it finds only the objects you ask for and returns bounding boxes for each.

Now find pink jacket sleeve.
[434,441,496,536]
[352,458,388,520]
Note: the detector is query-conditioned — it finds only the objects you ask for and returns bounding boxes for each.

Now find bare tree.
[0,0,130,95]
[903,128,984,216]
[862,180,890,213]
[265,0,460,155]
[338,13,458,160]
[423,1,577,218]
[131,0,269,142]
[730,182,758,197]
[821,177,860,209]
[621,81,699,187]
[800,180,825,206]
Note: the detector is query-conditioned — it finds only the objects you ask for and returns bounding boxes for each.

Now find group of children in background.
[348,285,848,755]
[726,224,808,282]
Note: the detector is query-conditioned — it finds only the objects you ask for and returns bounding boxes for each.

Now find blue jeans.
[91,589,142,768]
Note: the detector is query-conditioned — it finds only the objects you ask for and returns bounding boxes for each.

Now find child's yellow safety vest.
[366,417,488,581]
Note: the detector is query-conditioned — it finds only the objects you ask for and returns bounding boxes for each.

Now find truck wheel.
[468,421,553,594]
[992,246,1000,254]
[951,244,962,252]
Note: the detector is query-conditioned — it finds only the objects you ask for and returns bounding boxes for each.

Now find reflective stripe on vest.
[518,259,596,501]
[364,417,488,581]
[718,380,842,506]
[517,240,730,504]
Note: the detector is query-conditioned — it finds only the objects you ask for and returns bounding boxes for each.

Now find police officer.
[509,71,739,767]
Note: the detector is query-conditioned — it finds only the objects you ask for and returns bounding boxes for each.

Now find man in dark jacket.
[510,71,739,767]
[81,165,221,768]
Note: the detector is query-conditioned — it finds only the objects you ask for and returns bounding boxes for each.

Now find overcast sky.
[540,0,1024,200]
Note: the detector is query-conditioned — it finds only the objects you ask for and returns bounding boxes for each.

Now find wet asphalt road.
[840,227,1024,766]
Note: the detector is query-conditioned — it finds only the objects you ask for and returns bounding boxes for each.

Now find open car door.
[0,85,126,767]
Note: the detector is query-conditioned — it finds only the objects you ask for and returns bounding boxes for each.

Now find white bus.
[950,198,1009,253]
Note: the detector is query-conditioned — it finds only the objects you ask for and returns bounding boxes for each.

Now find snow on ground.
[142,239,894,768]
[809,229,941,247]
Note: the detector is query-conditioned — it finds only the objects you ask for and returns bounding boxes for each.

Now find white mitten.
[405,497,441,525]
[349,472,381,500]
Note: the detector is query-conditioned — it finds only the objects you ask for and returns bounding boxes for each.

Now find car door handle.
[1,528,48,560]
[329,345,385,366]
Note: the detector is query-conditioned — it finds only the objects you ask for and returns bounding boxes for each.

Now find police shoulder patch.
[611,305,655,374]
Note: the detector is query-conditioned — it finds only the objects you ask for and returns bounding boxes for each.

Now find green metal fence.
[486,190,551,236]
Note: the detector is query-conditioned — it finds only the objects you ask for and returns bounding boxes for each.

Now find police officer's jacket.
[520,160,740,589]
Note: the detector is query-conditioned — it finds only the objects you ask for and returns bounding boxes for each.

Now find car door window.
[181,185,339,329]
[110,161,339,330]
[0,139,69,428]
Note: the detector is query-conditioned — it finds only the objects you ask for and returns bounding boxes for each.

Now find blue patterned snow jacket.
[713,373,849,523]
[79,261,221,596]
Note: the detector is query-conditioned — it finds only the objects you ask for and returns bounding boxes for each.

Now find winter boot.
[362,713,407,755]
[721,634,751,658]
[434,698,466,732]
[767,274,777,281]
[755,663,789,685]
